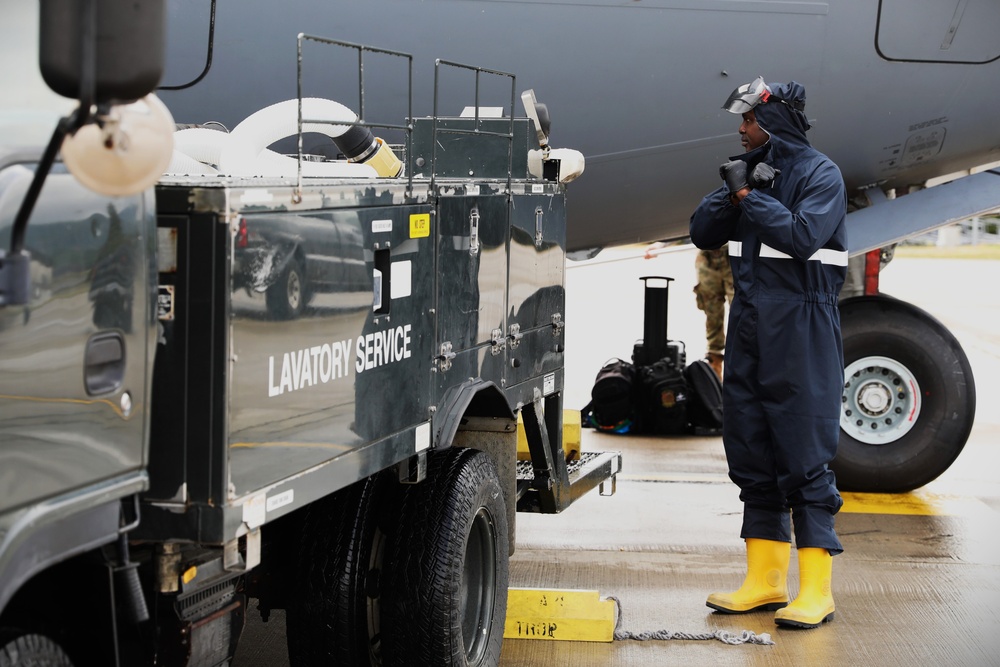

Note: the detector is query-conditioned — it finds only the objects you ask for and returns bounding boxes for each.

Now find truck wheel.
[834,296,976,492]
[0,631,73,667]
[286,473,398,665]
[382,448,509,667]
[266,257,306,319]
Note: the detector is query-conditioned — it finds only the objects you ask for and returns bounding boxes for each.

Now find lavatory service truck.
[0,3,620,665]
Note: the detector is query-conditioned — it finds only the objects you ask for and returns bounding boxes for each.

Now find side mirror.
[39,0,174,198]
[2,0,171,307]
[39,0,166,104]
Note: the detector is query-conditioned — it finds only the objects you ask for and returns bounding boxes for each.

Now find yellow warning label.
[409,213,430,238]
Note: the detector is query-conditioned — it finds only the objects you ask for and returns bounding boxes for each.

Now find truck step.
[515,450,622,513]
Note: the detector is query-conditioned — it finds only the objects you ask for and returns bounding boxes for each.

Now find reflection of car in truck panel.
[232,211,368,318]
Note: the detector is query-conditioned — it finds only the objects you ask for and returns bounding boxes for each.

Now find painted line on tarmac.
[840,490,992,516]
[619,474,992,517]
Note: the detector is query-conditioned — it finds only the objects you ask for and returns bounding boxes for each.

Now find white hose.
[173,127,228,168]
[169,98,378,178]
[219,98,363,177]
[165,150,218,175]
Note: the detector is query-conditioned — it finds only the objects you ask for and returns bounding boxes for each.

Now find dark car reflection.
[233,212,369,319]
[90,206,138,332]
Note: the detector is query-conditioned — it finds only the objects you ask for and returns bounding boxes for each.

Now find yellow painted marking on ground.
[840,490,977,516]
[505,588,615,642]
[620,475,988,517]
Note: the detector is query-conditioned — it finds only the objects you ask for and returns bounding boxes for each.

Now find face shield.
[722,76,771,114]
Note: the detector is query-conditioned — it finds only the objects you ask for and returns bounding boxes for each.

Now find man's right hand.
[720,160,749,194]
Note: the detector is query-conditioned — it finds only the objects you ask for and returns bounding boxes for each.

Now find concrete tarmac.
[235,246,1000,667]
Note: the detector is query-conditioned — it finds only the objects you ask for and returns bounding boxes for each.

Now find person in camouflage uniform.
[695,245,734,380]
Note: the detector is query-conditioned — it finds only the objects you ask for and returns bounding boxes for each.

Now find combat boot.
[774,548,835,628]
[706,352,723,382]
[706,538,790,613]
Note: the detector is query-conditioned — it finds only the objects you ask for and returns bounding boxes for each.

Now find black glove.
[719,160,748,193]
[749,163,780,189]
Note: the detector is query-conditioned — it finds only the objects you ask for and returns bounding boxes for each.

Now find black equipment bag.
[637,356,688,435]
[633,339,686,372]
[684,359,724,434]
[582,358,638,433]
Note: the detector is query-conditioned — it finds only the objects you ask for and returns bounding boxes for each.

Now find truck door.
[0,164,152,514]
[433,191,510,395]
[506,190,566,390]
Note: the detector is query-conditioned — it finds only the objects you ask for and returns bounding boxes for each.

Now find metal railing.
[431,59,517,193]
[294,34,414,198]
[293,35,520,198]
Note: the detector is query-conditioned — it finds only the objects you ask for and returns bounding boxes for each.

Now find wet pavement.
[235,246,1000,667]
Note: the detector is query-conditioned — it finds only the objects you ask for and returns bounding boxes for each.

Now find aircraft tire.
[382,447,509,667]
[834,295,975,493]
[0,630,73,667]
[286,472,399,666]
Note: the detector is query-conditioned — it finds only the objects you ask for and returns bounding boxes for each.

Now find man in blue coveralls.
[689,77,848,629]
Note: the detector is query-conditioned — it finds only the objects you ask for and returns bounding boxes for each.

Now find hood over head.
[753,81,811,145]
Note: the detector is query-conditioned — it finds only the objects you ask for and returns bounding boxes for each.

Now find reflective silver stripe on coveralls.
[728,241,848,266]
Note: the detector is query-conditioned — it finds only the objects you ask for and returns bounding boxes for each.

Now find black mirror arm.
[158,0,217,91]
[2,0,99,305]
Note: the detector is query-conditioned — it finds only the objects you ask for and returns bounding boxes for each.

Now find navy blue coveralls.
[689,82,847,555]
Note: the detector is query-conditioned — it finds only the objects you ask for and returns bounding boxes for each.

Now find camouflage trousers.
[694,247,734,355]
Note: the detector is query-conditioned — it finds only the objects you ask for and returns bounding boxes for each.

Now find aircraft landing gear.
[834,295,976,493]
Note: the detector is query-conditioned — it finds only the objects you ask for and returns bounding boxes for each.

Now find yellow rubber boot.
[706,538,790,613]
[774,548,835,628]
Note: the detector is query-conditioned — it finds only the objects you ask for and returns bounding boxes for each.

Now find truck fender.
[433,379,514,451]
[0,473,145,615]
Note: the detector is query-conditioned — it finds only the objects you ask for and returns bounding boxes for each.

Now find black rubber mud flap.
[382,448,509,667]
[834,295,975,492]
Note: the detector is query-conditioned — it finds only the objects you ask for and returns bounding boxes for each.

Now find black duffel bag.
[684,358,724,434]
[582,358,638,434]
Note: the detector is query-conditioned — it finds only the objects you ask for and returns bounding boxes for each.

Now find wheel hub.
[841,355,921,445]
[462,507,497,664]
[287,270,301,310]
[857,381,891,417]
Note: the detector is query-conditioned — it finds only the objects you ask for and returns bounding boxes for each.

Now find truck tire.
[382,448,509,667]
[285,473,398,665]
[834,296,975,492]
[266,257,306,319]
[0,631,73,667]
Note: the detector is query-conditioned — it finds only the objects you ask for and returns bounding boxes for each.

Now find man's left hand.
[720,160,749,193]
[749,163,780,189]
